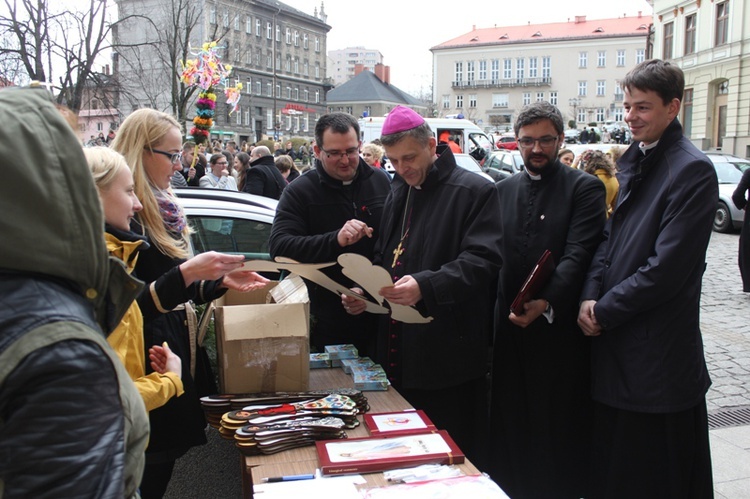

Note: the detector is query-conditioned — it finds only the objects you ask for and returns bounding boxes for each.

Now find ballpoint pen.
[262,473,315,483]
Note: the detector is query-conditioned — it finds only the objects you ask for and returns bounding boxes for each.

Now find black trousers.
[590,399,714,499]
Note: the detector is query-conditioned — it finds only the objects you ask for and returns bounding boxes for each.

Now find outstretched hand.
[179,251,245,285]
[149,341,182,378]
[222,270,270,292]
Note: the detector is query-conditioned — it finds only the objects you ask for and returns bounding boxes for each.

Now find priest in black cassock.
[343,105,502,471]
[488,101,606,498]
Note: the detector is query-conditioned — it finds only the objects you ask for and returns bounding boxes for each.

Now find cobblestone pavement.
[702,231,750,413]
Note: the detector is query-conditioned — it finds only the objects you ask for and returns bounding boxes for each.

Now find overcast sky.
[281,0,654,95]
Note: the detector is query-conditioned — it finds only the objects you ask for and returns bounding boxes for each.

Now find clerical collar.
[526,170,542,181]
[639,140,659,156]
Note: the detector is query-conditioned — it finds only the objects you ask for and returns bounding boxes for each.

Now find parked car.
[495,133,518,150]
[484,150,525,178]
[564,129,581,144]
[174,188,277,258]
[705,152,750,173]
[453,153,494,182]
[706,154,748,233]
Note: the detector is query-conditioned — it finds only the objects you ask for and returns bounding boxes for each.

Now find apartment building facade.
[114,0,331,144]
[650,0,749,155]
[431,14,652,132]
[327,47,385,87]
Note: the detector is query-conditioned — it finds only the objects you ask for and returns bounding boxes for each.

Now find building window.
[454,62,463,82]
[246,78,251,93]
[246,16,252,33]
[256,19,261,36]
[223,10,229,28]
[284,57,290,72]
[596,108,605,122]
[456,95,463,108]
[491,59,499,81]
[616,50,625,67]
[294,87,299,100]
[244,108,250,126]
[315,37,320,52]
[578,81,587,97]
[286,86,291,99]
[636,48,645,64]
[304,88,309,102]
[294,58,299,74]
[492,93,509,108]
[294,30,299,46]
[684,14,697,55]
[255,52,261,66]
[266,52,272,68]
[315,64,320,78]
[303,33,308,49]
[469,94,477,108]
[266,22,272,39]
[478,60,487,80]
[502,59,512,79]
[275,25,280,42]
[234,14,239,30]
[663,21,674,59]
[286,27,291,44]
[683,88,693,137]
[266,82,272,96]
[542,57,551,79]
[442,95,450,108]
[529,57,538,78]
[516,58,525,81]
[597,80,606,96]
[597,51,606,67]
[579,52,587,68]
[534,92,543,102]
[303,61,309,76]
[245,50,252,65]
[209,5,216,24]
[255,81,261,95]
[315,90,320,103]
[522,93,531,105]
[716,1,729,46]
[96,122,103,131]
[236,107,242,124]
[550,91,558,106]
[276,84,281,98]
[466,61,475,82]
[234,46,240,62]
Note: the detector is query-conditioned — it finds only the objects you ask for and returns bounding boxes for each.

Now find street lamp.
[568,97,581,127]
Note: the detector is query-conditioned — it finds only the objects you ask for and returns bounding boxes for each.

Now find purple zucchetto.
[382,106,426,135]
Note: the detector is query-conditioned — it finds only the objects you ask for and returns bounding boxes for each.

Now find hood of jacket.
[0,87,118,328]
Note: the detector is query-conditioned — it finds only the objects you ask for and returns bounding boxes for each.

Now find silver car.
[174,188,277,258]
[707,155,746,233]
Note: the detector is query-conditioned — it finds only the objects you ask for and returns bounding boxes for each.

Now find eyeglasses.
[150,148,183,164]
[517,136,559,149]
[321,147,360,160]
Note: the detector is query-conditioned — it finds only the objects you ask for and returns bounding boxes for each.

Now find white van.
[358,116,494,163]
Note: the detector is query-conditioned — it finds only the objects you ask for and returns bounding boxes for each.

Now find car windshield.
[713,161,744,184]
[454,155,482,173]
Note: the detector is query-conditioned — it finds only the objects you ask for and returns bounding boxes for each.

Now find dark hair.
[209,153,226,166]
[621,59,684,105]
[235,152,251,190]
[315,112,360,149]
[380,122,433,147]
[182,140,196,151]
[514,101,564,136]
[221,150,234,173]
[582,150,617,177]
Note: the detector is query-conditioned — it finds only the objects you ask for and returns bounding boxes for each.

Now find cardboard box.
[214,276,310,394]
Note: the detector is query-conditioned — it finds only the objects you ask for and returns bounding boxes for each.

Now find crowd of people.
[1,59,722,498]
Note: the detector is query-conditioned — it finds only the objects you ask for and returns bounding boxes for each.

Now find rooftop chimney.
[574,15,586,24]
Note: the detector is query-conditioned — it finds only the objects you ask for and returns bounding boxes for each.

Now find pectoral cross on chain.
[392,241,404,269]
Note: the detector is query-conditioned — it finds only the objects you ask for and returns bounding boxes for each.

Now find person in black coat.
[732,168,750,291]
[243,146,287,199]
[269,112,391,356]
[579,60,716,498]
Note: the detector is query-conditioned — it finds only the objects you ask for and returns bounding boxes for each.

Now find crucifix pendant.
[392,242,404,268]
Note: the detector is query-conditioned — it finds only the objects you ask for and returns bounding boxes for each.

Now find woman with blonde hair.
[362,142,385,168]
[111,108,268,498]
[581,149,619,217]
[85,146,184,412]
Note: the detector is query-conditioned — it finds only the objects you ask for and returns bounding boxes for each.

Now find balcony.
[452,77,552,89]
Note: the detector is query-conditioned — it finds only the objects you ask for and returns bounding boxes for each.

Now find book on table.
[316,430,464,476]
